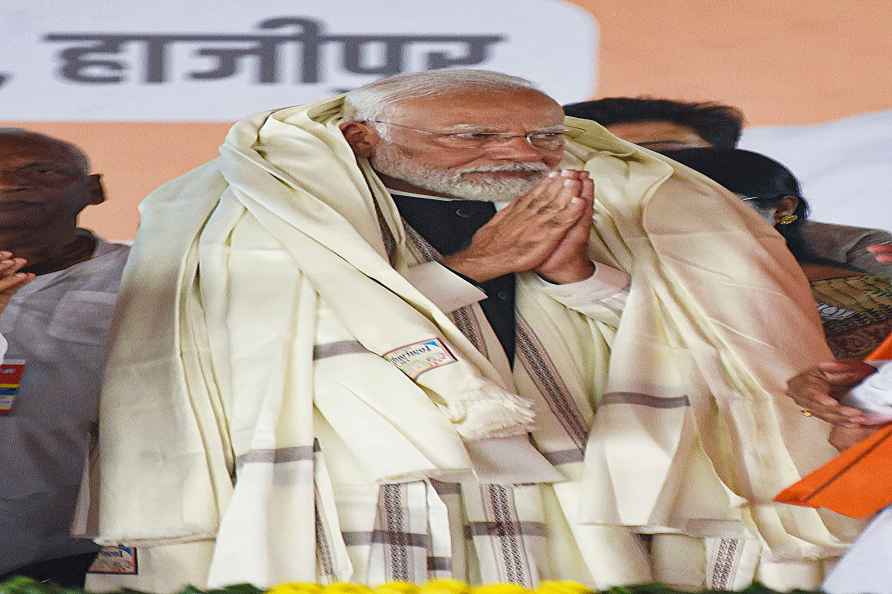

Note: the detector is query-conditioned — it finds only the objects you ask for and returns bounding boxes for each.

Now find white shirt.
[824,505,892,594]
[0,238,129,572]
[404,260,629,317]
[840,361,892,424]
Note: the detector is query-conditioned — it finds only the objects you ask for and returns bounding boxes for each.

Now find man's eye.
[453,132,493,141]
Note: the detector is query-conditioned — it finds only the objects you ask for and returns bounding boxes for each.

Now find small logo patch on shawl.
[88,545,138,575]
[384,338,456,379]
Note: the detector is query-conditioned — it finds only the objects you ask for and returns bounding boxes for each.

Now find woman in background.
[664,148,892,360]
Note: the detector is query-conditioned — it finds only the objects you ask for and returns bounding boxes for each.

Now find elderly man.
[89,70,856,593]
[0,129,130,586]
[565,97,892,278]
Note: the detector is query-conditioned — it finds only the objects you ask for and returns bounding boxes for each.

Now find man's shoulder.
[94,238,132,260]
[62,237,132,290]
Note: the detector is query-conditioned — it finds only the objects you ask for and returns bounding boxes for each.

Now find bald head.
[0,128,89,176]
[0,128,104,272]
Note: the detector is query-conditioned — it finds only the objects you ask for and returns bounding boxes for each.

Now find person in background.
[564,97,892,277]
[663,148,892,360]
[564,97,743,151]
[0,129,130,586]
[786,343,892,593]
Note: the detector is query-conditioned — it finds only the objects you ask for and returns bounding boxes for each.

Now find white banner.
[0,0,597,121]
[742,109,892,233]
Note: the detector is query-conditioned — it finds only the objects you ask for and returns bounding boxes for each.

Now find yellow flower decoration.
[267,583,323,594]
[264,580,593,594]
[471,583,531,594]
[419,579,471,594]
[323,584,374,594]
[375,583,421,594]
[534,581,593,594]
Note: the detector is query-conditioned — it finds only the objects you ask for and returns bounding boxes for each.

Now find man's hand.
[443,170,591,283]
[867,242,892,264]
[535,171,595,284]
[829,425,880,451]
[786,360,876,427]
[0,252,34,315]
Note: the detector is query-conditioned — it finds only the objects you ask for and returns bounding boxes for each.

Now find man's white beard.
[370,143,550,202]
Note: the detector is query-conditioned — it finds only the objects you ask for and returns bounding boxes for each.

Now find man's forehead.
[391,88,563,128]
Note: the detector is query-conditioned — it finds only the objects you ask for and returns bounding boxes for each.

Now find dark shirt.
[392,193,517,361]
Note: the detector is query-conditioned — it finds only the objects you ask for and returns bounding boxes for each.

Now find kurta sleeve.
[532,262,629,318]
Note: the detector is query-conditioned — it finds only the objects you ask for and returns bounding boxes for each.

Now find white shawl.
[88,96,856,586]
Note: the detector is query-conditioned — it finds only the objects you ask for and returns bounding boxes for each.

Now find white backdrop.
[742,109,892,233]
[0,0,598,121]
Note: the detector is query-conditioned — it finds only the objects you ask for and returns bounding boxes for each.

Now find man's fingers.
[866,243,892,263]
[509,171,557,212]
[579,176,594,204]
[549,178,582,212]
[546,197,587,227]
[788,397,866,425]
[528,172,571,211]
[787,382,868,425]
[817,360,877,385]
[0,257,27,277]
[0,272,34,293]
[526,170,586,211]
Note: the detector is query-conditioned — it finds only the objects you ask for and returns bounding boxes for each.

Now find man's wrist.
[536,260,595,285]
[442,253,508,284]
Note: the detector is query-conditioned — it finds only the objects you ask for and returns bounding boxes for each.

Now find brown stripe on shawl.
[515,315,589,451]
[313,340,368,360]
[381,484,411,581]
[342,530,430,548]
[709,537,743,590]
[236,445,316,467]
[601,392,691,409]
[485,484,533,587]
[403,224,490,357]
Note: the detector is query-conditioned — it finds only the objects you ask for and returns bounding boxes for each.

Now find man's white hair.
[342,69,541,127]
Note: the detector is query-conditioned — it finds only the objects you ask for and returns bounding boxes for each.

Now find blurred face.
[606,120,711,151]
[0,135,92,230]
[358,88,565,201]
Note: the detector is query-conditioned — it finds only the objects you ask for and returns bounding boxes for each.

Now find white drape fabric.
[84,97,857,592]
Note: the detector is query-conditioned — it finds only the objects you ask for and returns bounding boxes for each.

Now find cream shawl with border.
[88,97,856,582]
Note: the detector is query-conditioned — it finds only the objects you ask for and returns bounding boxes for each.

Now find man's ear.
[339,121,381,158]
[85,174,106,206]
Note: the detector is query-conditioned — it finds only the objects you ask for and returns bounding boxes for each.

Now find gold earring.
[778,214,798,225]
